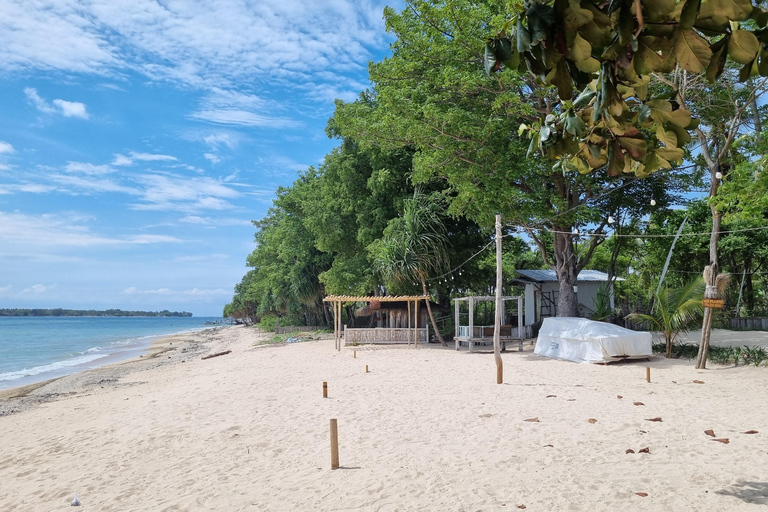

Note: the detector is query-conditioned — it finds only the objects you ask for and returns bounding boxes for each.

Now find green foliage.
[652,342,768,367]
[0,308,192,317]
[486,0,768,175]
[626,277,705,357]
[590,284,614,321]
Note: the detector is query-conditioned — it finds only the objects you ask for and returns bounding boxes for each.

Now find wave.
[0,352,109,382]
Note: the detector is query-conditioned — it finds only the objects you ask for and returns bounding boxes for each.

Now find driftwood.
[201,350,231,360]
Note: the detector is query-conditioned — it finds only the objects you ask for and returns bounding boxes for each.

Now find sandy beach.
[1,325,767,511]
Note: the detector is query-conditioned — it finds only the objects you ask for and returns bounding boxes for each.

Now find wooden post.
[365,365,369,373]
[646,367,651,383]
[494,214,504,384]
[353,350,356,358]
[330,419,339,469]
[415,299,419,347]
[323,381,328,398]
[468,298,474,353]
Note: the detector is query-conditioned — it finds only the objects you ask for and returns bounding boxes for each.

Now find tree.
[334,0,685,317]
[626,278,705,358]
[374,191,450,345]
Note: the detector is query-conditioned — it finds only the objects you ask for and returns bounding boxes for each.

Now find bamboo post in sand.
[646,367,651,383]
[365,365,369,373]
[330,419,339,469]
[494,214,504,384]
[353,350,356,358]
[323,381,328,398]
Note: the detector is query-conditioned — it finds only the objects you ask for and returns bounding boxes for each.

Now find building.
[511,269,621,325]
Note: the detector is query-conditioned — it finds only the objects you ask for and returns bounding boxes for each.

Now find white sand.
[1,326,767,511]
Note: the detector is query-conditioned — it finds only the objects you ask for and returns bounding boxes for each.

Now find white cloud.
[122,286,226,297]
[189,109,298,128]
[202,132,239,150]
[22,284,49,294]
[24,88,89,119]
[49,173,139,195]
[3,2,392,104]
[52,98,89,119]
[131,173,240,212]
[0,141,15,154]
[0,285,13,294]
[111,151,178,166]
[65,162,115,175]
[203,153,220,164]
[0,211,183,247]
[179,215,251,226]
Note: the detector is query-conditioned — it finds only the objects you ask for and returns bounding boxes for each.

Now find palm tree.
[625,277,705,358]
[374,191,449,346]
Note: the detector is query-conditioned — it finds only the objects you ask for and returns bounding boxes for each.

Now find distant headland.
[0,309,193,317]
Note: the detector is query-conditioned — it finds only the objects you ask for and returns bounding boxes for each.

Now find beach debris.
[646,417,663,422]
[567,399,576,401]
[635,492,648,497]
[546,394,557,398]
[524,417,540,422]
[71,492,80,506]
[712,438,730,444]
[617,395,623,399]
[693,380,705,384]
[201,350,231,360]
[588,418,597,424]
[705,430,715,437]
[633,402,645,406]
[626,449,635,454]
[743,430,759,434]
[544,444,554,447]
[638,447,650,453]
[517,505,527,509]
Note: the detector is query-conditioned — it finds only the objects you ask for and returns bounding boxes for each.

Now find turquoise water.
[0,316,222,389]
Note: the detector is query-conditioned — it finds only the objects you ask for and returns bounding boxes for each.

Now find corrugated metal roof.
[323,295,428,302]
[514,269,622,282]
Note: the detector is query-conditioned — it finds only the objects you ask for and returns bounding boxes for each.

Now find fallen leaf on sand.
[743,430,759,434]
[524,417,540,422]
[693,380,705,384]
[588,418,597,424]
[626,449,635,454]
[633,402,645,406]
[617,395,623,399]
[704,430,715,437]
[546,395,557,398]
[646,417,663,422]
[517,506,527,510]
[544,444,554,447]
[712,438,730,444]
[638,447,650,453]
[635,492,648,497]
[567,399,576,402]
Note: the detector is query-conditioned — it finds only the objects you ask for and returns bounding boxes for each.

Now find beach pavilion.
[323,295,431,350]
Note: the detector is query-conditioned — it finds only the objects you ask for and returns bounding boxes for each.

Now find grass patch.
[652,342,768,366]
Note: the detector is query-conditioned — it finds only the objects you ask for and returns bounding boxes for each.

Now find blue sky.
[0,0,401,316]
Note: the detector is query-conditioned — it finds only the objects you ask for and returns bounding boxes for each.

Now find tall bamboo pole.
[494,214,503,384]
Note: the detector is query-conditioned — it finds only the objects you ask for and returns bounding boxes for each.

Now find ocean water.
[0,316,223,390]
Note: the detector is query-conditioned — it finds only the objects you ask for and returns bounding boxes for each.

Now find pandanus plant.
[626,277,705,358]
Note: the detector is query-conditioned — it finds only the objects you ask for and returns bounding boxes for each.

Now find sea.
[0,316,224,390]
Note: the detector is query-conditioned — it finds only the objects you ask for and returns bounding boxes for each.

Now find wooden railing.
[344,327,429,345]
[458,325,533,339]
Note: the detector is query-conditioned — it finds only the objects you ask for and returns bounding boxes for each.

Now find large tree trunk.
[421,278,446,346]
[553,230,580,317]
[696,172,722,369]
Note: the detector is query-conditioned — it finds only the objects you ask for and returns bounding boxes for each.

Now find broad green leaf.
[618,136,648,160]
[569,154,590,173]
[667,123,692,145]
[643,151,660,175]
[565,112,587,136]
[635,36,673,74]
[738,55,759,81]
[673,28,712,73]
[643,0,679,22]
[527,3,555,46]
[646,99,673,123]
[484,43,498,75]
[698,0,753,22]
[751,6,768,26]
[516,18,531,52]
[545,59,573,100]
[667,108,692,127]
[656,147,685,161]
[706,37,728,81]
[680,0,701,29]
[728,30,761,64]
[585,144,608,168]
[759,50,768,76]
[607,142,624,176]
[570,34,592,62]
[564,0,594,31]
[656,126,679,148]
[575,56,601,73]
[657,153,674,169]
[573,88,597,109]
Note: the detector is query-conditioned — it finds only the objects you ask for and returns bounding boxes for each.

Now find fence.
[344,327,429,345]
[729,318,768,331]
[458,325,534,339]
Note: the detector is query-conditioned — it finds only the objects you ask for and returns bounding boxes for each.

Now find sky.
[0,0,401,317]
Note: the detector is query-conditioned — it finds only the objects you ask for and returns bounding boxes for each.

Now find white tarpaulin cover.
[534,317,652,363]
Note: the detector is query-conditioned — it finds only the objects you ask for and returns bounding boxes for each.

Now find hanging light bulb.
[650,199,657,206]
[608,215,615,224]
[715,171,723,180]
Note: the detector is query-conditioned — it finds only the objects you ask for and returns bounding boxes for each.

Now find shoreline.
[0,326,230,414]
